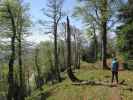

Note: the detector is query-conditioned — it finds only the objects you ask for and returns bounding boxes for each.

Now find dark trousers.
[111,71,118,83]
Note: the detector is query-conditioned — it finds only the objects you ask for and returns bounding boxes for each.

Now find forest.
[0,0,133,100]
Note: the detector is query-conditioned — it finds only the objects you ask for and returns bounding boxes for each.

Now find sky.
[25,0,83,43]
[24,0,128,43]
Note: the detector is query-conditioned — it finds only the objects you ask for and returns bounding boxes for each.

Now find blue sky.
[25,0,128,43]
[25,0,83,43]
[28,0,76,21]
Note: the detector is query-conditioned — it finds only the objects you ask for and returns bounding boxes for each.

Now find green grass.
[26,62,133,100]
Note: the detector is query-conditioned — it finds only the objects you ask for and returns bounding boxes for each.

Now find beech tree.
[73,0,120,69]
[40,0,64,82]
[0,0,30,99]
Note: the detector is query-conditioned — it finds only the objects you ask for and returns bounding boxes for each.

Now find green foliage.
[116,33,126,50]
[120,22,133,33]
[119,52,129,69]
[37,41,54,78]
[122,52,128,61]
[0,64,8,96]
[116,1,133,59]
[0,0,30,37]
[26,62,133,100]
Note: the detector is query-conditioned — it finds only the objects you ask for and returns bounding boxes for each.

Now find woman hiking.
[111,57,119,84]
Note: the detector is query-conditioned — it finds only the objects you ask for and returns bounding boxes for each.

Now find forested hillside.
[0,0,133,100]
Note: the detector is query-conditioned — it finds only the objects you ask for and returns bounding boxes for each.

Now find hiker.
[111,57,119,84]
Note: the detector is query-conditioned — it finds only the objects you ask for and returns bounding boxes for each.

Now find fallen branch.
[72,80,126,86]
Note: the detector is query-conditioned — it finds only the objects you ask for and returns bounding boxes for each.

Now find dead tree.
[66,16,80,82]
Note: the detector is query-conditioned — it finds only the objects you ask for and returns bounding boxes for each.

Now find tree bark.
[66,16,79,82]
[101,0,108,69]
[8,37,15,100]
[77,43,81,69]
[101,21,108,69]
[35,48,44,90]
[27,69,31,96]
[54,21,61,82]
[18,32,25,100]
[94,38,98,60]
[92,24,98,60]
[73,34,78,69]
[7,4,16,100]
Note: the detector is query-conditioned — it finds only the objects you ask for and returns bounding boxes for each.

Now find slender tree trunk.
[27,70,31,96]
[54,21,61,82]
[7,5,16,100]
[77,43,80,69]
[92,25,98,60]
[62,42,66,70]
[16,8,25,99]
[66,16,79,82]
[18,32,25,100]
[73,34,77,69]
[101,0,108,69]
[75,39,78,69]
[8,37,15,100]
[35,48,40,78]
[101,21,108,69]
[94,35,98,60]
[35,48,44,90]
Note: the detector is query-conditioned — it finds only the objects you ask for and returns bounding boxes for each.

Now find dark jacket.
[111,59,119,71]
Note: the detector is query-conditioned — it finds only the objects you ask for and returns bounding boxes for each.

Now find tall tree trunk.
[74,34,77,69]
[54,21,61,82]
[101,0,108,69]
[16,8,25,99]
[66,16,79,82]
[77,42,81,69]
[7,5,16,100]
[18,32,25,100]
[94,38,98,60]
[92,24,98,60]
[35,48,41,78]
[101,21,108,69]
[8,36,15,100]
[35,48,44,90]
[27,69,31,96]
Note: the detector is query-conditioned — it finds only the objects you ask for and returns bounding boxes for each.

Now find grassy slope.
[27,61,133,100]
